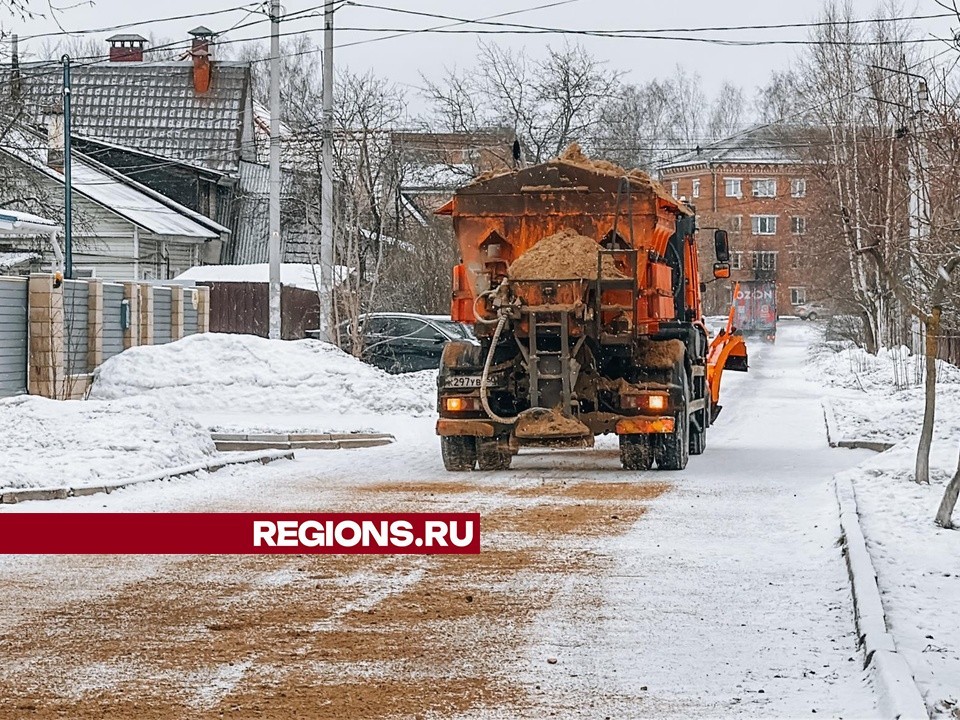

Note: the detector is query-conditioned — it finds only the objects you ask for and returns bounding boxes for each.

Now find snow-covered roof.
[0,210,59,235]
[402,162,477,190]
[0,251,41,270]
[659,124,809,171]
[2,130,227,241]
[174,263,352,291]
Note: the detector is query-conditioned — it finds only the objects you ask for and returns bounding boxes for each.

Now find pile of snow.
[0,395,216,491]
[174,263,351,292]
[90,334,437,424]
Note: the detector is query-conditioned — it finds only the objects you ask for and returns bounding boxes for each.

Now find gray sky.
[7,0,959,114]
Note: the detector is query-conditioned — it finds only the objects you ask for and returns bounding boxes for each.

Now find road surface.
[0,323,877,718]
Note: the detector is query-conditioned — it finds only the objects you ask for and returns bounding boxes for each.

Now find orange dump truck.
[435,148,748,471]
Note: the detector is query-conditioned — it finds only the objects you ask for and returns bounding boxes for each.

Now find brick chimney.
[107,34,147,62]
[189,26,214,94]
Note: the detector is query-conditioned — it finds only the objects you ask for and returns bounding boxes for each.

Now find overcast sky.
[6,0,958,114]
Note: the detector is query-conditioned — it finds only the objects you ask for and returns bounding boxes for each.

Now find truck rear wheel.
[689,396,708,456]
[476,438,512,471]
[656,367,690,471]
[441,436,477,472]
[620,435,654,471]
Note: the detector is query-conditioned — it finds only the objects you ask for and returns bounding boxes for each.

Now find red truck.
[733,281,777,343]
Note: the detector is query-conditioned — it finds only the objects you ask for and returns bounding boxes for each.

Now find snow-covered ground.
[0,322,880,717]
[811,337,960,717]
[0,395,216,491]
[1,334,435,491]
[90,333,437,433]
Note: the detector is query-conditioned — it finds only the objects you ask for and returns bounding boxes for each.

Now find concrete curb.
[211,432,394,452]
[825,399,927,717]
[822,400,895,452]
[835,476,928,719]
[0,449,295,504]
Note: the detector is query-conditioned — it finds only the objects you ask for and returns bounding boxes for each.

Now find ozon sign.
[736,287,775,302]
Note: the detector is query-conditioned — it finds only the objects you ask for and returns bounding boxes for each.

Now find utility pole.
[61,55,73,280]
[319,0,335,340]
[268,0,282,339]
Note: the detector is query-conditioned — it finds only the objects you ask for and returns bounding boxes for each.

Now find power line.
[347,4,956,37]
[19,2,262,42]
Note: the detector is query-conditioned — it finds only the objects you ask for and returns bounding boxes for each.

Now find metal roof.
[659,124,808,171]
[3,130,225,240]
[1,60,251,174]
[106,34,148,42]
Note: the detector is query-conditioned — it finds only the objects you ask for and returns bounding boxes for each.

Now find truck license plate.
[446,375,482,389]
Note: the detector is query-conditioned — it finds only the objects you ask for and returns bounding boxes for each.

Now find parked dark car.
[338,313,477,373]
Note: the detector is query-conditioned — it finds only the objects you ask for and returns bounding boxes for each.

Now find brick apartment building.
[658,125,825,316]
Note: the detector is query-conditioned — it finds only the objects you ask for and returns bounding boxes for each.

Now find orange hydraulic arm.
[706,283,749,409]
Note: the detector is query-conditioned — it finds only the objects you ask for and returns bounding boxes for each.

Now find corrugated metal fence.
[0,277,27,398]
[102,283,125,361]
[63,280,89,377]
[0,276,208,400]
[154,287,173,345]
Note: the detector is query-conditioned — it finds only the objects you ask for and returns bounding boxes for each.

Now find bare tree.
[788,1,923,354]
[755,70,802,124]
[592,80,674,170]
[706,82,746,141]
[936,447,960,528]
[422,40,622,164]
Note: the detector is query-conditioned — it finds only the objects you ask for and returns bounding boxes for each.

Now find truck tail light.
[621,393,669,411]
[444,397,478,412]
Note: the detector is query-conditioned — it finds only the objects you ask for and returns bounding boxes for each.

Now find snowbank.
[813,340,960,716]
[0,395,216,491]
[90,334,437,429]
[810,344,960,445]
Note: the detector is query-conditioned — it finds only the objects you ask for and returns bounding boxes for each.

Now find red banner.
[0,513,481,554]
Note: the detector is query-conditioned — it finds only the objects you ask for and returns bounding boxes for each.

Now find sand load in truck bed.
[508,228,625,281]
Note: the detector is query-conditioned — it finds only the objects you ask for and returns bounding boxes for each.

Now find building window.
[791,178,807,198]
[790,287,807,305]
[751,215,778,235]
[751,251,778,271]
[692,178,700,198]
[730,251,743,270]
[724,178,742,198]
[752,178,777,197]
[729,215,742,232]
[791,216,806,235]
[671,180,679,198]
